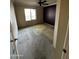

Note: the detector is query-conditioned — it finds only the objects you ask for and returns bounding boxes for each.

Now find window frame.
[24,8,36,21]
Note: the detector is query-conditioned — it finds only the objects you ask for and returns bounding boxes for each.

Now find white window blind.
[24,9,36,21]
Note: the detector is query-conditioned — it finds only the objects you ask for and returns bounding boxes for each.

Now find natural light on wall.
[24,9,36,21]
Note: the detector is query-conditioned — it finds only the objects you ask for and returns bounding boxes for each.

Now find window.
[24,9,36,21]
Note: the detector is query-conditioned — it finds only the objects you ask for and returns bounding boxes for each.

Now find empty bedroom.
[10,0,69,59]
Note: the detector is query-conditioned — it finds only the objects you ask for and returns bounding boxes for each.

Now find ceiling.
[13,0,57,6]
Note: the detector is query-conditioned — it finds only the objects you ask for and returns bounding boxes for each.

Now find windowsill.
[25,19,36,22]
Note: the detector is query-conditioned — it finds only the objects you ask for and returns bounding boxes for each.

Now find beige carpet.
[31,24,54,41]
[17,24,54,59]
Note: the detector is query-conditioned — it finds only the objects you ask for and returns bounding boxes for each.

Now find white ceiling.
[14,0,57,6]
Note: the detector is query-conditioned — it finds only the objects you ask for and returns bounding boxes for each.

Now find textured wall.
[43,5,56,26]
[14,4,43,29]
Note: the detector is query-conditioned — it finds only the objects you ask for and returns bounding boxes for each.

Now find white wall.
[10,1,18,39]
[53,0,61,48]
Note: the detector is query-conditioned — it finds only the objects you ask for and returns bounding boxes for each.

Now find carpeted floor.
[17,24,54,59]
